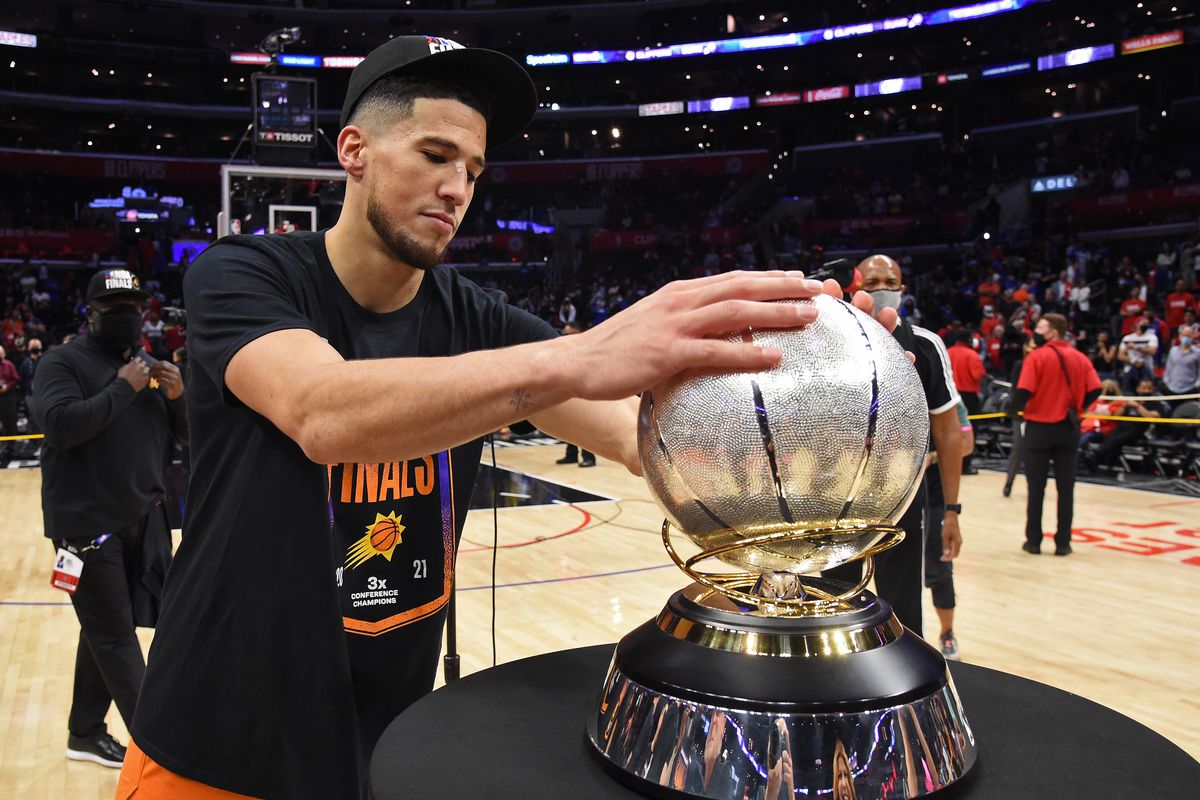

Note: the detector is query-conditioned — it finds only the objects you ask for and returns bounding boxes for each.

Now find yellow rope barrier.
[1076,414,1200,425]
[967,412,1199,425]
[987,379,1199,403]
[0,434,44,441]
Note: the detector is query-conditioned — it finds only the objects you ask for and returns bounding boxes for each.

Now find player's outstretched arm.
[226,270,828,465]
[525,278,901,476]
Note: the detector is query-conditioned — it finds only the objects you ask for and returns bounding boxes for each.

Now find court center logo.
[345,511,405,569]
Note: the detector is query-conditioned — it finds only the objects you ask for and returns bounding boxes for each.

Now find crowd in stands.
[4,106,1200,476]
[3,221,1198,478]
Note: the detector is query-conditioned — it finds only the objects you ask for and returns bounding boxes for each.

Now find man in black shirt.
[125,36,894,799]
[33,268,186,769]
[826,254,963,637]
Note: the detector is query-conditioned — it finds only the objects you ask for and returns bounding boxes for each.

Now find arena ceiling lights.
[744,28,1188,111]
[523,0,1052,68]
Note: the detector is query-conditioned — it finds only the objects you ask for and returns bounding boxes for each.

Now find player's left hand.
[941,512,962,561]
[151,361,185,401]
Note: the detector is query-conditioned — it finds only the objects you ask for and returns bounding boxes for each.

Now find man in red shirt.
[1165,279,1197,334]
[977,276,1001,309]
[979,306,1000,339]
[1013,313,1102,555]
[986,323,1005,371]
[947,330,987,474]
[1119,286,1147,336]
[947,330,986,412]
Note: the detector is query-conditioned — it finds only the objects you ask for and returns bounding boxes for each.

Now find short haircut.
[1042,312,1068,337]
[348,74,493,133]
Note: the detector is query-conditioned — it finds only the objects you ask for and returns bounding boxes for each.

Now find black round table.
[371,644,1198,799]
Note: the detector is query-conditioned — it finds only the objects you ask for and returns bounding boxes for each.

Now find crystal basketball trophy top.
[588,295,977,799]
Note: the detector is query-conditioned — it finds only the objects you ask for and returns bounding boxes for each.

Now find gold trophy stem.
[660,519,905,615]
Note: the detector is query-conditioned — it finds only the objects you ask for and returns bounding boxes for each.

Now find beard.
[366,186,448,271]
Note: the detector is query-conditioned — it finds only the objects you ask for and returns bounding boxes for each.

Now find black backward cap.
[340,35,538,149]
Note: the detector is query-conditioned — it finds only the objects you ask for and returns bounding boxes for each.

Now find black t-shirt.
[892,321,960,417]
[132,232,556,798]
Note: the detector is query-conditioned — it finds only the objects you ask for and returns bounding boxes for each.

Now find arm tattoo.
[510,388,534,412]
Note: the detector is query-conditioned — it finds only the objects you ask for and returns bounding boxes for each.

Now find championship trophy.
[588,295,977,799]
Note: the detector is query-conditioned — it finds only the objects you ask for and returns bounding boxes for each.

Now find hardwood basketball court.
[2,443,1197,797]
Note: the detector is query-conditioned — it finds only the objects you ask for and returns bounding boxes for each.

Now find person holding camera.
[32,268,186,769]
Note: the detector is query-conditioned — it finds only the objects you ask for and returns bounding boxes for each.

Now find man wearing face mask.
[1163,324,1200,401]
[1010,313,1101,555]
[825,254,963,638]
[31,268,186,770]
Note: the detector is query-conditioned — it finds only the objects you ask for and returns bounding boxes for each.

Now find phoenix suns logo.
[345,511,405,569]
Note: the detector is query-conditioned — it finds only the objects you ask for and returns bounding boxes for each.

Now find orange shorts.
[116,739,260,800]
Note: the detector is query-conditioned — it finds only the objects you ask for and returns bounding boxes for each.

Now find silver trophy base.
[588,582,977,799]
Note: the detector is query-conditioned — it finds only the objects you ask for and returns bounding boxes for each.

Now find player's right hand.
[560,270,825,402]
[117,358,151,392]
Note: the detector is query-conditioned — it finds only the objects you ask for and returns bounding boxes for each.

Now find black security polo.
[34,333,187,539]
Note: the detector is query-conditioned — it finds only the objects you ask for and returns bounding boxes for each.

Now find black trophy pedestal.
[369,644,1199,800]
[587,585,974,798]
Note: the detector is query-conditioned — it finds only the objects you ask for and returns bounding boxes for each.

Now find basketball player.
[825,254,963,638]
[123,36,897,799]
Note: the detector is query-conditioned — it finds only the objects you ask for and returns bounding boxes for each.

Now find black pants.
[1022,420,1078,550]
[924,468,954,611]
[1005,418,1025,488]
[562,443,594,462]
[960,392,980,417]
[1092,424,1144,467]
[0,391,17,440]
[960,392,980,471]
[825,484,926,636]
[21,393,39,434]
[54,502,169,737]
